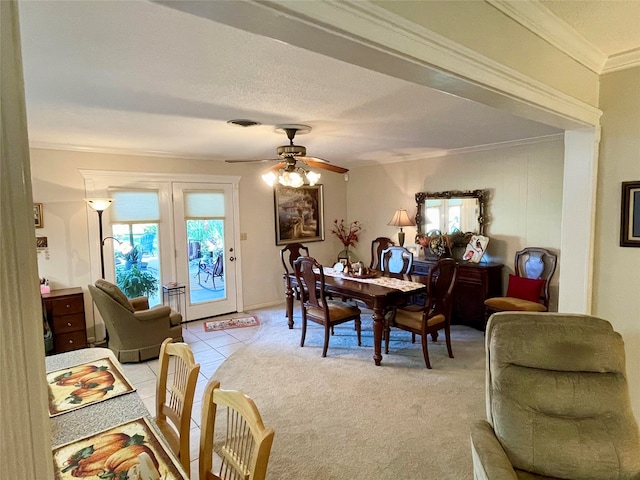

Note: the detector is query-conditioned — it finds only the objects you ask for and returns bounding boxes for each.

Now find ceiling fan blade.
[296,155,330,164]
[303,158,349,174]
[224,158,280,164]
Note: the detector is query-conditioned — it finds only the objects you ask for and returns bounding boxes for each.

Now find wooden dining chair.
[199,379,275,480]
[380,245,414,274]
[370,236,395,270]
[155,338,200,476]
[385,258,458,368]
[294,256,362,357]
[281,243,310,320]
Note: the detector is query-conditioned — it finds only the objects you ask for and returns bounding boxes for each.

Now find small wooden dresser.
[42,287,88,353]
[413,258,503,330]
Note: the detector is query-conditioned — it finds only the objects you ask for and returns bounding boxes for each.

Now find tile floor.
[118,316,260,479]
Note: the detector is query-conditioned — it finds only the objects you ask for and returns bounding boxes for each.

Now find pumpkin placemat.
[46,357,135,416]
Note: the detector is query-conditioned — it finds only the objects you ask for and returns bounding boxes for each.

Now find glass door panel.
[173,183,237,320]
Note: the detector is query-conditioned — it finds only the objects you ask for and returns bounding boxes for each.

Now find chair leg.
[420,334,432,369]
[444,325,454,359]
[384,324,390,354]
[355,318,362,346]
[322,324,331,357]
[300,314,307,348]
[411,332,416,344]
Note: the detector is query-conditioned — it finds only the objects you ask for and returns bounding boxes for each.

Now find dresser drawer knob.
[68,339,74,344]
[67,322,72,327]
[66,304,71,309]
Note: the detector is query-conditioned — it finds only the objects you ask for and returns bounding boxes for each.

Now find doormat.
[204,315,260,332]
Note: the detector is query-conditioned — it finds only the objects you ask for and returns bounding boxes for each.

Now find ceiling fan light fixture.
[262,166,321,188]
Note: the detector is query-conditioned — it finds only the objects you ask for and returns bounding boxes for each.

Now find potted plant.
[116,245,158,298]
[116,264,158,298]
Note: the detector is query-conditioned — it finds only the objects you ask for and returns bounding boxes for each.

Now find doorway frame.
[81,170,243,339]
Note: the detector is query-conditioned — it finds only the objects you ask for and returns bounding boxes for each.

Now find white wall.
[593,66,640,419]
[347,137,565,310]
[30,148,348,339]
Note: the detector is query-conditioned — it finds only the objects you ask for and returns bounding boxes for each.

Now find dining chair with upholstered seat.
[370,236,395,270]
[155,338,200,476]
[200,379,275,480]
[281,243,310,322]
[484,247,557,325]
[380,245,414,274]
[385,258,457,368]
[294,256,362,357]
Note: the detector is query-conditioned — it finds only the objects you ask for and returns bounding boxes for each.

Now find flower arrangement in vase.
[331,219,362,262]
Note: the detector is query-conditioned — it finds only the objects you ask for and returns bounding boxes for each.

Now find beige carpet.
[213,305,487,480]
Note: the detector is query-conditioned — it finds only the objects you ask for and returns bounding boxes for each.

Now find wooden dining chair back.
[280,243,310,320]
[293,256,362,357]
[199,379,275,480]
[380,246,414,274]
[385,258,458,368]
[370,237,395,270]
[155,338,200,475]
[484,247,558,323]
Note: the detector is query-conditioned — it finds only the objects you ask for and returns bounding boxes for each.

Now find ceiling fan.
[224,124,349,175]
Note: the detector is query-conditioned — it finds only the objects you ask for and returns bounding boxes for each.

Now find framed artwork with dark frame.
[620,181,640,247]
[274,184,324,245]
[34,203,44,228]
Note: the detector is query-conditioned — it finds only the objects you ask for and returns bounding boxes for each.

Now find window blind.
[184,191,225,219]
[109,190,160,222]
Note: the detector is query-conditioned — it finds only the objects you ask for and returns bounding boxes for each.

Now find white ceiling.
[16,1,639,169]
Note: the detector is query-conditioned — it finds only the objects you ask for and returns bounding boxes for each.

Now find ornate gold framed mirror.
[415,189,487,246]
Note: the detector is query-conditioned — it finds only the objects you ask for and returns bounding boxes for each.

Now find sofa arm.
[470,420,517,480]
[134,305,172,322]
[129,296,150,311]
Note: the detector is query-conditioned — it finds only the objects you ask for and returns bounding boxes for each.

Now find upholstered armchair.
[471,312,640,480]
[88,279,183,363]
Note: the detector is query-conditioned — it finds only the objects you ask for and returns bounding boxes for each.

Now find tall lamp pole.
[85,198,114,279]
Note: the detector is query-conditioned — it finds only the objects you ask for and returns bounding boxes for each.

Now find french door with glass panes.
[172,183,237,320]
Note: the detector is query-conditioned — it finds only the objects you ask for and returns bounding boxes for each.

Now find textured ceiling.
[17,1,635,168]
[541,0,640,56]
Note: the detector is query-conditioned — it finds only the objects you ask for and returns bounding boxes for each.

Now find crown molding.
[603,47,640,74]
[351,133,565,168]
[29,142,222,161]
[486,0,607,74]
[258,0,600,128]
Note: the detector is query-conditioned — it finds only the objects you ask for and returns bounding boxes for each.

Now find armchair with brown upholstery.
[471,312,640,479]
[88,279,183,363]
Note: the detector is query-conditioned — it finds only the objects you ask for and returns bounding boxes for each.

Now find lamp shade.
[387,208,415,227]
[84,198,114,212]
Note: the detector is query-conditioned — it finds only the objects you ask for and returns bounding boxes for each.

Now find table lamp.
[387,208,415,247]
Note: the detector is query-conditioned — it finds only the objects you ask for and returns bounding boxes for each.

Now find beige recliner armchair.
[88,279,183,363]
[471,312,640,480]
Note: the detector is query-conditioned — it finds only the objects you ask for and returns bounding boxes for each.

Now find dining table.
[46,347,189,480]
[285,268,428,366]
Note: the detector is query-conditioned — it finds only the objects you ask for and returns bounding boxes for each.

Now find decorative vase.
[337,247,359,263]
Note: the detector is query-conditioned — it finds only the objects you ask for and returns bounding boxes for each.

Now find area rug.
[204,315,260,332]
[213,305,487,480]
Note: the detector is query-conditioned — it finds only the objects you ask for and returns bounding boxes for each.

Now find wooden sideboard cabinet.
[412,258,503,330]
[42,287,88,353]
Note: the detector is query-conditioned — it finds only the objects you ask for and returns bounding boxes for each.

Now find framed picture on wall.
[274,184,325,245]
[34,203,44,228]
[620,181,640,247]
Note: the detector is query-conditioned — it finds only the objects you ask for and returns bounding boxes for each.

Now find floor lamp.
[387,208,415,247]
[85,198,114,279]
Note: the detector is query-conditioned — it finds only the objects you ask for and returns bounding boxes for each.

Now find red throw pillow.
[506,275,545,303]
